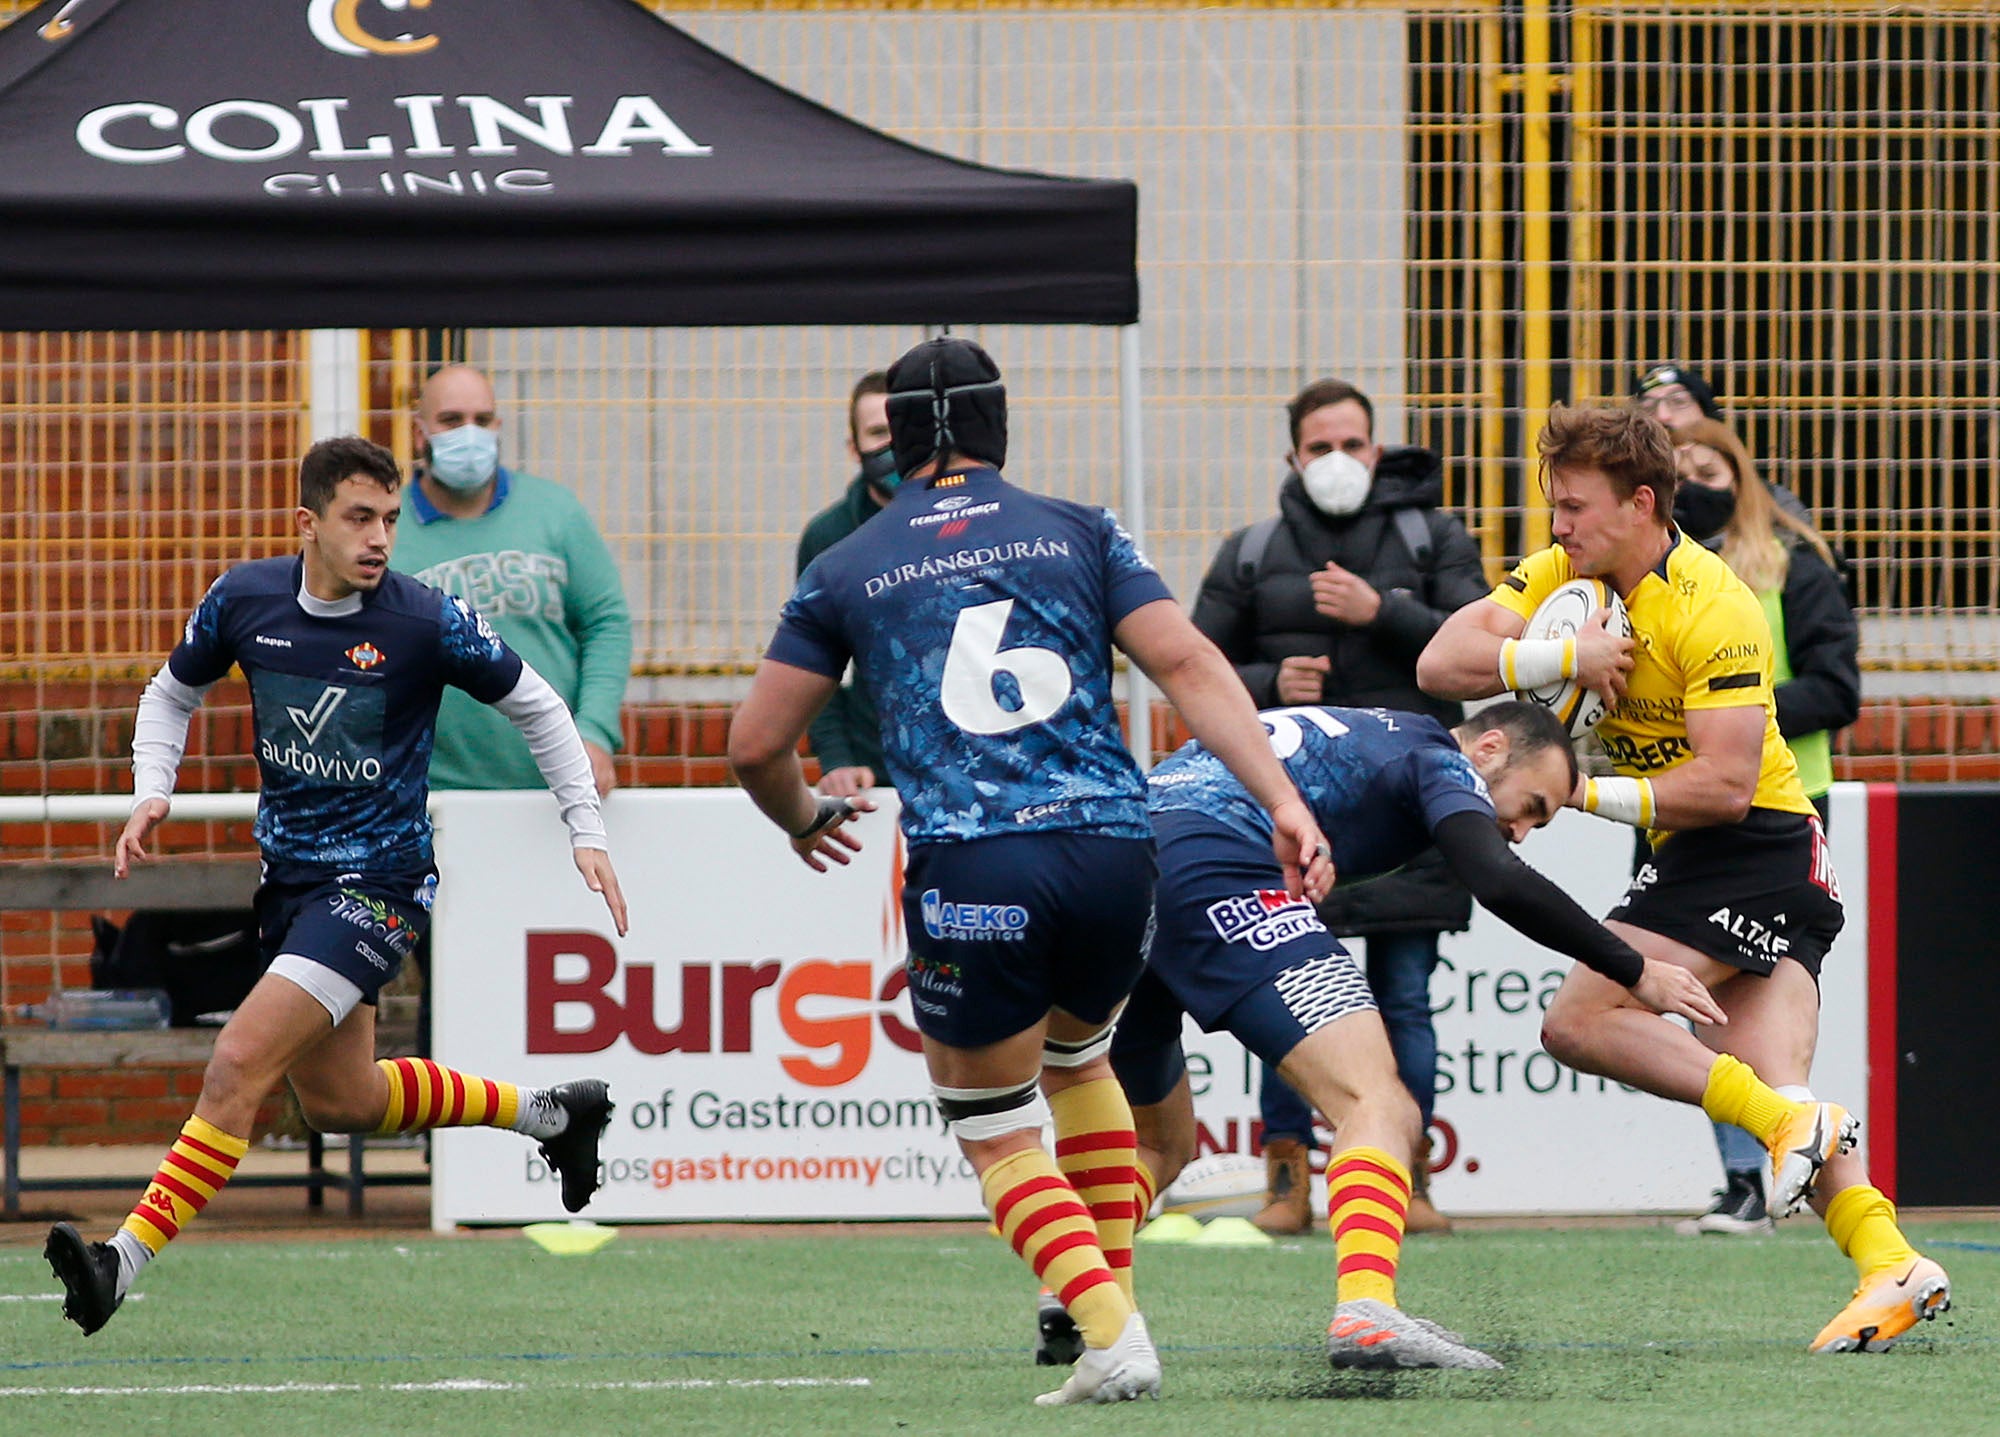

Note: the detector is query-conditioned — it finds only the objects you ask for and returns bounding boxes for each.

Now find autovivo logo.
[525,934,920,1087]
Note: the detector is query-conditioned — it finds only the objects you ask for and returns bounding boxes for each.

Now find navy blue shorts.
[1112,812,1375,1106]
[255,868,436,1004]
[901,832,1156,1049]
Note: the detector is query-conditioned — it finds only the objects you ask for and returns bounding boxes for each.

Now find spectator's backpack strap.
[1235,515,1282,585]
[1391,506,1435,569]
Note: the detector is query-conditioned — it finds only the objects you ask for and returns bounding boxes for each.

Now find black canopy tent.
[0,0,1158,741]
[0,0,1136,329]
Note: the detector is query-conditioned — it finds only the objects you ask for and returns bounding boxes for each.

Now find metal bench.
[0,858,425,1219]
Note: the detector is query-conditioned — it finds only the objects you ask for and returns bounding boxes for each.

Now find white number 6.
[940,599,1073,735]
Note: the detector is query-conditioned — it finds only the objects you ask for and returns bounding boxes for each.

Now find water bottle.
[15,989,171,1030]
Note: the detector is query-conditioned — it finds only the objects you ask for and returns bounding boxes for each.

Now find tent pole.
[1119,322,1152,772]
[306,329,364,442]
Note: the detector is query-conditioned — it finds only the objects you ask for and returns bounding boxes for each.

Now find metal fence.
[2,0,1994,739]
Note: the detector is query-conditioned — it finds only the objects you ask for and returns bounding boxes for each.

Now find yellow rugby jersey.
[1488,535,1815,830]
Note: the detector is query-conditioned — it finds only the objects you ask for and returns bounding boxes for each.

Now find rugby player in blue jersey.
[46,437,629,1338]
[730,338,1334,1406]
[1059,700,1722,1373]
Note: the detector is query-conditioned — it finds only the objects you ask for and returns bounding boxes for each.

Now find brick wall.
[4,690,1995,1146]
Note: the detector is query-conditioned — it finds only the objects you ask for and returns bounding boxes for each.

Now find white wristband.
[1583,776,1656,828]
[1499,636,1575,691]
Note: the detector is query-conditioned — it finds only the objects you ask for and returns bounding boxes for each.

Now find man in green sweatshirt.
[392,364,632,796]
[794,370,894,798]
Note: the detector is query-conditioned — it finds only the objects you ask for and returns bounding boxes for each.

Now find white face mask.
[1299,451,1372,516]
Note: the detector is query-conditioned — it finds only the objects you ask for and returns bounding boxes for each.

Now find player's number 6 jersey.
[766,467,1173,847]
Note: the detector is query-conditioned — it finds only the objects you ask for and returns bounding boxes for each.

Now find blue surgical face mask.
[426,422,499,492]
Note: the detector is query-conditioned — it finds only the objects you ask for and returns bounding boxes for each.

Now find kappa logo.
[308,0,439,58]
[286,685,348,744]
[345,642,385,670]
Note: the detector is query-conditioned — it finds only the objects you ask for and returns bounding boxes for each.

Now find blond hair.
[1669,418,1835,592]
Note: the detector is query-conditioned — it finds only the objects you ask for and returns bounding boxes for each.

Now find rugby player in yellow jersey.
[1417,405,1950,1353]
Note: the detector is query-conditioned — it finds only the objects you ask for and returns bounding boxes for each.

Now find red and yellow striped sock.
[1135,1160,1159,1231]
[982,1146,1133,1348]
[375,1057,521,1134]
[118,1115,248,1256]
[1051,1078,1140,1302]
[1328,1146,1411,1306]
[1824,1185,1921,1281]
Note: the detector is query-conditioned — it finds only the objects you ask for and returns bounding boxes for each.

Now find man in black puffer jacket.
[1191,378,1490,1236]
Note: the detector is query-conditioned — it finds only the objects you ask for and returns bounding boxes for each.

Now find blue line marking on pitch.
[1928,1240,2000,1253]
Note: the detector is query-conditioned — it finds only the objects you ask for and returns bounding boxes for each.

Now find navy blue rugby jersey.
[1148,705,1495,882]
[168,556,523,878]
[767,466,1173,846]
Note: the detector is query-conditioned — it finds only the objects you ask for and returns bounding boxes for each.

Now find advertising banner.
[428,786,1870,1228]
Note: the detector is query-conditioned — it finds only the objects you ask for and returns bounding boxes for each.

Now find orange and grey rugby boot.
[1811,1256,1952,1353]
[1765,1101,1858,1218]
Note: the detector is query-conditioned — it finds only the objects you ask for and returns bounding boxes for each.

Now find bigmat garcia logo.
[70,2,713,201]
[526,934,922,1088]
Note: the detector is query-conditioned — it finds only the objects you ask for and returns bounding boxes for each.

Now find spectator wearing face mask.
[390,363,633,1059]
[795,370,896,799]
[393,364,632,798]
[1634,362,1816,525]
[1191,377,1490,1237]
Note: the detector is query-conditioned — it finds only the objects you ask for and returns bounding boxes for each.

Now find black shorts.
[1608,810,1843,979]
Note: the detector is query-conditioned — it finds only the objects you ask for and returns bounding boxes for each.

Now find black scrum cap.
[886,337,1007,479]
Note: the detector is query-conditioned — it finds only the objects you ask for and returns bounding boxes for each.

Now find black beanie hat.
[886,337,1007,479]
[1634,363,1722,420]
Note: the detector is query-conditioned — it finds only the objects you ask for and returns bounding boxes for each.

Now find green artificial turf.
[1,1220,1990,1435]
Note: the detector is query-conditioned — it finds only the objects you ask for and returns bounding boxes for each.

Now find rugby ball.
[1154,1153,1266,1221]
[1515,577,1632,738]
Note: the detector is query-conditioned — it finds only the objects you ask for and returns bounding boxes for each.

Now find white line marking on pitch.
[0,1377,872,1398]
[0,1294,146,1303]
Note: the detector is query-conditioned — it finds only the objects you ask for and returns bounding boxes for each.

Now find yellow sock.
[1700,1055,1795,1144]
[119,1115,249,1256]
[1328,1146,1410,1306]
[981,1147,1132,1348]
[1050,1078,1139,1303]
[1824,1185,1920,1281]
[1135,1161,1158,1231]
[375,1058,521,1134]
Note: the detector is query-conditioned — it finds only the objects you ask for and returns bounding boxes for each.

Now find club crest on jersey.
[1206,888,1324,950]
[345,642,385,670]
[910,497,1000,540]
